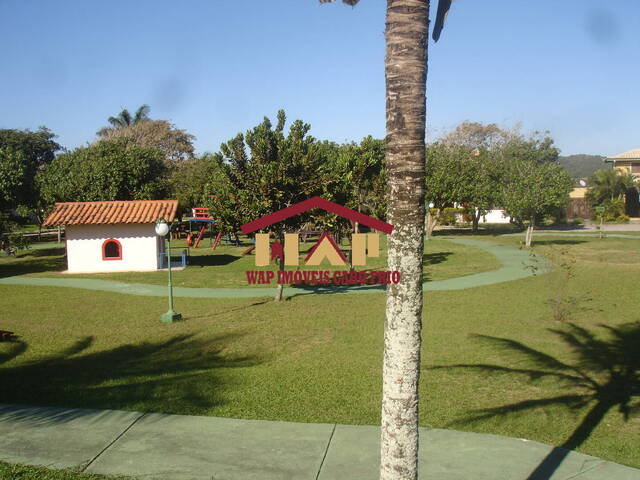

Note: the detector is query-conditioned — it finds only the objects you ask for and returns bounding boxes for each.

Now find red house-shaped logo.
[240,197,393,267]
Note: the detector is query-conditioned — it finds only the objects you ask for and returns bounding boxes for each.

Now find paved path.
[0,238,548,298]
[508,232,640,239]
[0,404,638,480]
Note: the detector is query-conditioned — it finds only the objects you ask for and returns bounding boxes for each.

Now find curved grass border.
[0,238,548,298]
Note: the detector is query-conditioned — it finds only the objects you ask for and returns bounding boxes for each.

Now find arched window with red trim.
[102,238,122,260]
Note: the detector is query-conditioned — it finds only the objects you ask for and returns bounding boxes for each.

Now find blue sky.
[1,0,639,156]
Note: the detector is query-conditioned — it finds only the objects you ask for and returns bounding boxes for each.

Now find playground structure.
[185,206,239,250]
[186,207,220,249]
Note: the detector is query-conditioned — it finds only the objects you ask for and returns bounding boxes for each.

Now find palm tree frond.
[428,363,588,385]
[473,335,578,372]
[319,0,360,5]
[446,394,592,427]
[134,104,151,123]
[119,109,132,126]
[107,116,121,128]
[433,0,452,42]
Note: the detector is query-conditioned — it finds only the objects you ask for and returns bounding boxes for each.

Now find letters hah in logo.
[254,231,380,266]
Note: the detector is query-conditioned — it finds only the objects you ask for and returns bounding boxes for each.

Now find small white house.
[43,200,178,273]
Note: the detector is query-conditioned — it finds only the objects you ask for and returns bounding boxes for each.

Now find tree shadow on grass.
[25,247,66,257]
[424,251,452,265]
[0,338,27,365]
[422,251,453,283]
[288,283,385,297]
[0,332,262,423]
[430,322,640,479]
[187,299,269,319]
[432,224,522,236]
[0,253,66,278]
[530,239,588,246]
[189,254,241,267]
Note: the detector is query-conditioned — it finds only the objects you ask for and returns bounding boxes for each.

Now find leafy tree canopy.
[97,119,195,164]
[586,168,636,207]
[499,131,560,164]
[426,141,503,230]
[96,105,195,163]
[206,110,330,233]
[169,153,225,215]
[322,136,387,230]
[0,127,62,210]
[204,156,249,234]
[440,121,517,151]
[501,158,573,225]
[425,142,472,209]
[37,138,167,206]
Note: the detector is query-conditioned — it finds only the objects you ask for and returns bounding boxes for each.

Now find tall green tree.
[322,1,451,478]
[438,122,517,231]
[499,131,560,165]
[169,153,222,215]
[424,142,467,234]
[0,127,61,212]
[328,136,387,227]
[463,150,503,231]
[0,147,28,212]
[37,139,167,205]
[204,157,253,242]
[217,110,327,222]
[207,110,330,301]
[501,159,573,246]
[425,142,503,233]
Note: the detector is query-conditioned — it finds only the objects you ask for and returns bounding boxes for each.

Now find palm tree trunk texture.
[381,1,429,479]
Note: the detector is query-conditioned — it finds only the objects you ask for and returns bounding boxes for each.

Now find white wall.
[66,223,162,273]
[479,209,511,224]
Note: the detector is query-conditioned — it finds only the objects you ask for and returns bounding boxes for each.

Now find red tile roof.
[42,200,179,227]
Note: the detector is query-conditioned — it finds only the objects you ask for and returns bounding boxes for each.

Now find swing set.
[185,205,238,250]
[186,207,220,249]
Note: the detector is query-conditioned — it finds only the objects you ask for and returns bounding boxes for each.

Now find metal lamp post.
[155,218,182,323]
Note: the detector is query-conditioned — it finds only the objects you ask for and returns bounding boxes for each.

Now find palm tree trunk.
[380,2,429,479]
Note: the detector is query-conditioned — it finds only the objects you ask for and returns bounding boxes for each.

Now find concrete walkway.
[0,404,638,480]
[0,238,548,298]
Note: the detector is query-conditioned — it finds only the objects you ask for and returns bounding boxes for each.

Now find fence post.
[57,227,61,243]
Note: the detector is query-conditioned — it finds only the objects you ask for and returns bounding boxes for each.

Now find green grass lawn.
[0,235,501,287]
[0,234,638,469]
[0,461,126,480]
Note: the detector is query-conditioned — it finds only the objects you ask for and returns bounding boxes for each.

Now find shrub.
[594,198,627,223]
[439,207,463,226]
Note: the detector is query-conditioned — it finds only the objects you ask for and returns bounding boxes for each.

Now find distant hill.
[558,154,609,179]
